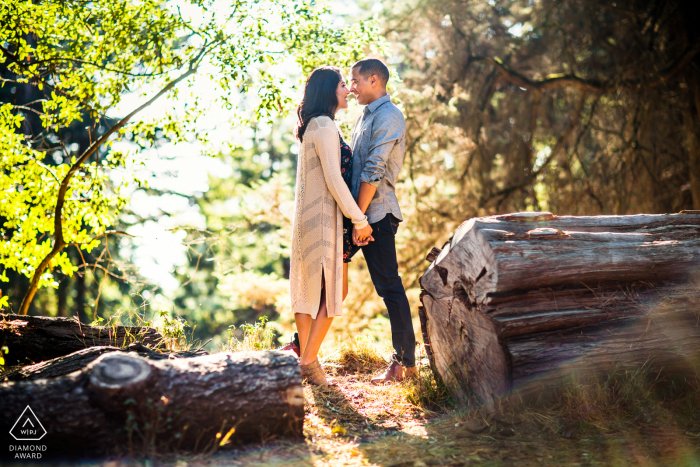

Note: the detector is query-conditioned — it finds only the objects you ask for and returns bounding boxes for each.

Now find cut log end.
[426,247,443,263]
[89,353,152,390]
[420,212,700,404]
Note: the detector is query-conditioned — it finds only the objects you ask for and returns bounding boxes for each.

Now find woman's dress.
[290,116,367,319]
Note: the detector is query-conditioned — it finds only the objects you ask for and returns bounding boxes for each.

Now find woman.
[290,66,373,386]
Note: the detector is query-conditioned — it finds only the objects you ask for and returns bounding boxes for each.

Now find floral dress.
[340,134,354,263]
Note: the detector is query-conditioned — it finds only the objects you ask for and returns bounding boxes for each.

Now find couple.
[285,58,416,387]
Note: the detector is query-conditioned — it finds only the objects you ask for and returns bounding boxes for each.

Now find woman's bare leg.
[294,313,312,357]
[300,285,334,365]
[342,263,348,302]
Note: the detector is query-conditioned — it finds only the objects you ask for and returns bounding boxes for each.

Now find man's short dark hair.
[352,58,390,86]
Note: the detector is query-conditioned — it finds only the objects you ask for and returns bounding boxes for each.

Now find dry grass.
[321,335,391,375]
[20,330,700,466]
[180,353,699,467]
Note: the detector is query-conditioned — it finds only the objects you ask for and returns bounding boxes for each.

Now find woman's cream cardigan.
[290,116,368,319]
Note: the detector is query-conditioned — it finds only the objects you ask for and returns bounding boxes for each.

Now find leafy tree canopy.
[0,0,383,313]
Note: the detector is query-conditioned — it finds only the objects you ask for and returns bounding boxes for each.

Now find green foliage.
[0,0,384,312]
[154,309,190,351]
[225,316,275,352]
[88,304,193,350]
[0,345,8,369]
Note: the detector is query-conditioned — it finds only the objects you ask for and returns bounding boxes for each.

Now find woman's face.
[335,77,350,112]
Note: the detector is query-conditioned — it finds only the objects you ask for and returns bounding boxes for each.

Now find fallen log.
[2,342,208,382]
[0,350,303,458]
[0,313,164,366]
[419,211,700,405]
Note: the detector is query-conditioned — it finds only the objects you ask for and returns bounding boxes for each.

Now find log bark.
[2,342,207,382]
[0,350,303,458]
[419,211,700,406]
[0,313,164,366]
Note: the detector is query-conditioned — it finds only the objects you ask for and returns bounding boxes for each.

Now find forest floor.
[36,365,700,467]
[6,333,700,467]
[175,372,700,467]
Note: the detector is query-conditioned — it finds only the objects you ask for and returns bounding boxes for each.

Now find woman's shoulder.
[307,115,336,133]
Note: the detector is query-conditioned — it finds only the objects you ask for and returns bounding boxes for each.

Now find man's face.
[349,67,373,106]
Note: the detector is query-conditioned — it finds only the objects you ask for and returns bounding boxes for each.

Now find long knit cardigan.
[290,116,368,319]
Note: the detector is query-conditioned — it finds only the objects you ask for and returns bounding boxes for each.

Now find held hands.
[353,223,374,246]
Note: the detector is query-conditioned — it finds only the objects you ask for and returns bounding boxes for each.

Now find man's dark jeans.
[351,214,416,367]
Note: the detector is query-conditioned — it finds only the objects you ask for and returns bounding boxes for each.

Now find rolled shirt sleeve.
[360,112,405,187]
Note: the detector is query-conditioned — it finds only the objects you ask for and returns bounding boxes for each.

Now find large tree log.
[0,350,303,458]
[419,211,700,405]
[0,313,164,366]
[2,342,208,382]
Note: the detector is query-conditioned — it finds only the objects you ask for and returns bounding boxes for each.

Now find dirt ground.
[70,372,700,467]
[10,369,700,467]
[202,372,700,467]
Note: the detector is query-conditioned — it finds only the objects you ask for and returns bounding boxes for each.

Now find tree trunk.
[0,350,303,458]
[56,276,68,318]
[75,272,89,324]
[419,211,700,406]
[0,313,163,366]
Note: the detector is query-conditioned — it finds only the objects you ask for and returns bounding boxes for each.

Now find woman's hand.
[353,224,374,246]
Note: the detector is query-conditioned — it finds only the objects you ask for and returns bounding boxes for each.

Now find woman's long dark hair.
[295,66,342,142]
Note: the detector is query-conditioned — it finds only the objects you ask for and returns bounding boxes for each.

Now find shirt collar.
[363,94,391,115]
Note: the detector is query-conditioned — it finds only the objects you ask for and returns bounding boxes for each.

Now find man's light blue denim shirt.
[350,94,406,225]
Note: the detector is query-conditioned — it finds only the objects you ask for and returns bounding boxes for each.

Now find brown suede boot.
[370,360,404,385]
[299,360,337,387]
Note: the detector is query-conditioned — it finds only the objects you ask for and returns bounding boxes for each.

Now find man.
[347,58,417,384]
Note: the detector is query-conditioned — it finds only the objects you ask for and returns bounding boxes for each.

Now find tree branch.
[18,59,201,315]
[467,42,700,93]
[28,57,173,78]
[469,55,605,92]
[0,45,103,118]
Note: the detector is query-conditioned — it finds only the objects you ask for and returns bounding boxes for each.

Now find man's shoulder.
[373,101,405,128]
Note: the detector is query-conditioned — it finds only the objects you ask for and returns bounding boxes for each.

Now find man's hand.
[353,224,374,246]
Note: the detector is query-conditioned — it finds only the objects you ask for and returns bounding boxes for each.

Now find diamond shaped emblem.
[9,406,46,441]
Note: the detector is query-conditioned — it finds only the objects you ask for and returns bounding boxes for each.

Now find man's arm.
[353,182,377,245]
[359,111,404,192]
[357,182,377,214]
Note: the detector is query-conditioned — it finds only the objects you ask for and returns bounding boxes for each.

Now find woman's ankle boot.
[299,360,337,386]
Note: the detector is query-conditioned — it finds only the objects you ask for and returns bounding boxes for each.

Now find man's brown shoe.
[371,360,404,385]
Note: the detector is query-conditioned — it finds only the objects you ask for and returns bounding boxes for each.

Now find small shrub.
[225,316,275,352]
[92,307,193,351]
[154,310,190,351]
